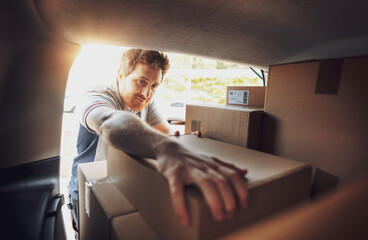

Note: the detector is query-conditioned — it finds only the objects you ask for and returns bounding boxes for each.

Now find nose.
[142,85,151,98]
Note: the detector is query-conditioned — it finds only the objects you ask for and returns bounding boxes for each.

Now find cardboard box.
[78,161,137,240]
[226,86,266,108]
[78,161,108,240]
[107,135,312,240]
[185,104,263,150]
[111,212,161,240]
[261,56,368,190]
[86,182,137,240]
[221,175,368,240]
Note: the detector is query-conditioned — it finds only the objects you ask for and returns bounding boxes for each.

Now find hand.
[156,141,248,226]
[191,130,201,137]
[172,130,201,137]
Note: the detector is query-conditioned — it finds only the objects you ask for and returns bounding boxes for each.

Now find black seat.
[0,157,65,240]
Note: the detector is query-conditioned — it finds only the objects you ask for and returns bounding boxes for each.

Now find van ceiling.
[37,0,368,68]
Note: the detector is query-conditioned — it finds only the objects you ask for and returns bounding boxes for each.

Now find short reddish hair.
[120,49,170,80]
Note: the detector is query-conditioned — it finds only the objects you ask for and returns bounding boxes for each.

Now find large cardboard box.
[78,161,137,240]
[111,212,161,240]
[107,135,312,240]
[185,104,263,150]
[261,56,368,190]
[221,175,368,240]
[226,86,266,108]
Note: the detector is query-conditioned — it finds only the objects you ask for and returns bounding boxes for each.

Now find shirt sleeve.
[78,91,116,133]
[146,99,164,126]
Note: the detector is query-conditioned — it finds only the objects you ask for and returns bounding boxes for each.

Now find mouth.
[135,96,146,103]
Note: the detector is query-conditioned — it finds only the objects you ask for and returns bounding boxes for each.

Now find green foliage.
[192,57,207,69]
[163,76,189,92]
[161,74,260,104]
[167,54,191,69]
[190,76,259,104]
[158,54,262,105]
[215,61,240,69]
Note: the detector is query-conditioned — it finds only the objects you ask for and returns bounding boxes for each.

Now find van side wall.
[0,1,80,169]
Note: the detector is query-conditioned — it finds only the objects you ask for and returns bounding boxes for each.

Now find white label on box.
[228,90,249,105]
[84,178,109,218]
[85,180,95,218]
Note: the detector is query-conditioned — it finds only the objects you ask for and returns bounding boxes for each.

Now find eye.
[152,84,159,89]
[136,79,147,86]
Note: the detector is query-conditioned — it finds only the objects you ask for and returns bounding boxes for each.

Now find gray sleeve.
[146,99,164,126]
[78,91,117,132]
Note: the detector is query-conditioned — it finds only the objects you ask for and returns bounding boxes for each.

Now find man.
[68,49,249,236]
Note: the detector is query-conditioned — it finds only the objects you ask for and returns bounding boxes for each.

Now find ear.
[117,68,124,80]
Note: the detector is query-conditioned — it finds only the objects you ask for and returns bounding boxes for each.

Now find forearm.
[97,110,175,158]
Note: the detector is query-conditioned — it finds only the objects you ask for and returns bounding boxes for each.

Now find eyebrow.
[137,76,160,84]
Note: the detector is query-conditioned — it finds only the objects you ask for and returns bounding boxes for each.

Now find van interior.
[1,0,367,239]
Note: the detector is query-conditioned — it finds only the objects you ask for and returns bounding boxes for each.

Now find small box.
[86,182,136,240]
[226,86,266,108]
[78,161,137,240]
[78,161,108,240]
[185,104,263,150]
[111,212,161,240]
[107,135,312,240]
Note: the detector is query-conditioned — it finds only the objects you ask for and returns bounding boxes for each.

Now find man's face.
[118,63,162,112]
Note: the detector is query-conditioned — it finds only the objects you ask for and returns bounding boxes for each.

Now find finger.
[207,168,236,219]
[189,168,225,221]
[212,157,248,175]
[186,154,220,171]
[190,131,201,137]
[167,174,190,226]
[219,166,249,209]
[169,130,181,136]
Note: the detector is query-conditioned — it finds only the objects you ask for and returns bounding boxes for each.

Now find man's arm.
[151,119,176,135]
[153,120,200,137]
[87,106,249,226]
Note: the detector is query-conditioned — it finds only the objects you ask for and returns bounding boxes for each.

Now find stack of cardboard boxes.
[78,161,160,240]
[77,56,367,239]
[78,137,312,240]
[106,136,311,240]
[185,86,265,150]
[77,84,314,239]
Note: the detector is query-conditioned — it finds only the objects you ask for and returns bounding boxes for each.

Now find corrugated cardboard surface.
[78,161,136,240]
[185,104,263,150]
[78,161,107,240]
[221,175,368,240]
[261,56,368,187]
[226,86,266,108]
[111,212,161,240]
[86,182,136,240]
[107,135,312,240]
